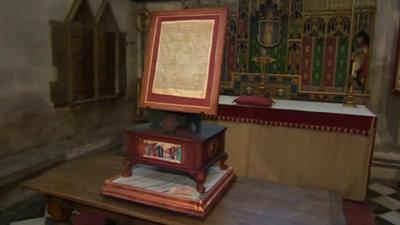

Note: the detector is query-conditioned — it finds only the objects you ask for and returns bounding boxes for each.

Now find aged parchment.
[152,19,215,99]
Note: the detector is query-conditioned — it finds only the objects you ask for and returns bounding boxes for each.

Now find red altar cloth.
[206,96,377,136]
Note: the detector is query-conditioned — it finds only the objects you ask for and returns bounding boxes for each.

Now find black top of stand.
[126,123,226,142]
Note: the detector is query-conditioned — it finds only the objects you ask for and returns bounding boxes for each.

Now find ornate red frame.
[393,26,400,95]
[139,8,228,115]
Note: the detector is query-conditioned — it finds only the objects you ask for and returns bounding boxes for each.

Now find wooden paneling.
[71,26,95,101]
[97,31,116,96]
[117,33,127,96]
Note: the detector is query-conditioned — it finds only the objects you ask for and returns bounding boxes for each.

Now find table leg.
[122,159,134,177]
[219,152,228,170]
[193,171,206,193]
[47,196,72,225]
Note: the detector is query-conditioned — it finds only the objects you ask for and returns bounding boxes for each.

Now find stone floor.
[368,181,400,225]
[0,193,46,225]
[367,146,400,223]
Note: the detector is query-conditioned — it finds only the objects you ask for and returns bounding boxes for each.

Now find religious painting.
[258,4,281,48]
[142,139,183,164]
[139,8,228,115]
[393,27,400,95]
[201,0,377,101]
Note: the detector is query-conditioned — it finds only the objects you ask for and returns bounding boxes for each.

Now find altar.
[205,95,377,201]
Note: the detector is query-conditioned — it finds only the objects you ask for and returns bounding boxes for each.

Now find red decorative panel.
[226,36,236,82]
[301,38,313,86]
[324,38,337,87]
[206,104,376,136]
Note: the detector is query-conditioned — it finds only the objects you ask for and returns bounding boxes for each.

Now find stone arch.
[65,0,95,25]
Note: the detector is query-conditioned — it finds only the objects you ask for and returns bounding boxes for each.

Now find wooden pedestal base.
[102,167,235,218]
[122,152,229,194]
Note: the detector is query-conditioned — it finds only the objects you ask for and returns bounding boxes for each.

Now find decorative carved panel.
[187,0,376,101]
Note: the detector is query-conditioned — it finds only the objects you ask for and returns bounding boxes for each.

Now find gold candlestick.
[258,75,267,96]
[343,77,357,107]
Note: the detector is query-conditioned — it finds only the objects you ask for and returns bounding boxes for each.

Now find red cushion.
[233,96,275,107]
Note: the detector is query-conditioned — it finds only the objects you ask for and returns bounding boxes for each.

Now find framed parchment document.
[393,27,400,95]
[139,8,228,115]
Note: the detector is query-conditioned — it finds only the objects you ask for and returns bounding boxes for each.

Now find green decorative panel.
[311,38,324,86]
[335,38,350,88]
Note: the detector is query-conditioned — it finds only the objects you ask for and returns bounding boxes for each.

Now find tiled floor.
[369,146,400,225]
[368,182,400,225]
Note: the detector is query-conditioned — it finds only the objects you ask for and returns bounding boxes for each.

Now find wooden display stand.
[121,123,228,193]
[102,8,232,217]
[102,123,235,217]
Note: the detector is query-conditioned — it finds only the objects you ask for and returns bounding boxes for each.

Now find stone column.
[367,0,400,145]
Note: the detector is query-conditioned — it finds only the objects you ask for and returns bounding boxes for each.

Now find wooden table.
[24,153,346,225]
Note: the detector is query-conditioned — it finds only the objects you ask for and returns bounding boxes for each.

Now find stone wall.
[368,0,400,145]
[0,0,139,159]
[1,0,399,161]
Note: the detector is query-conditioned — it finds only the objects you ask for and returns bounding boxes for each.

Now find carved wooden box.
[122,123,228,193]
